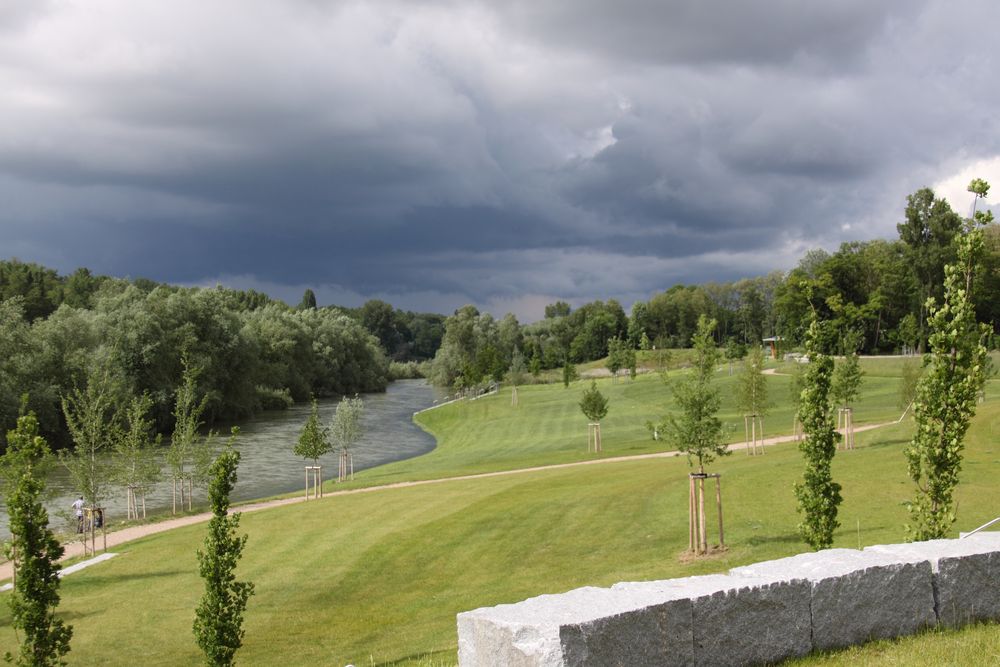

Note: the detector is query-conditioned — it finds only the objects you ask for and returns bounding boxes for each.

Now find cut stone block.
[613,574,811,666]
[457,585,693,666]
[730,548,935,650]
[866,533,1000,627]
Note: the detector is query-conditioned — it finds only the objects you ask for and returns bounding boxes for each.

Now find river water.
[1,379,445,540]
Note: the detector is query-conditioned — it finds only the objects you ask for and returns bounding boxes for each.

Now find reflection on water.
[1,380,445,540]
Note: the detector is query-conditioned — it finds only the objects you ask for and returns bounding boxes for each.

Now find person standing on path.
[72,496,84,533]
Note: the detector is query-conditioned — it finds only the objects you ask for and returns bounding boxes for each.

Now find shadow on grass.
[744,532,801,547]
[65,569,187,587]
[859,437,910,451]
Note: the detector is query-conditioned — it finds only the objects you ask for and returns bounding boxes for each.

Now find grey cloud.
[1,0,999,321]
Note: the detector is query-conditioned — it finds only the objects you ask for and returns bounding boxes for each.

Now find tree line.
[0,270,392,451]
[427,185,1000,390]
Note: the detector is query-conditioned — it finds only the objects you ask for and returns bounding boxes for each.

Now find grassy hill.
[1,355,998,665]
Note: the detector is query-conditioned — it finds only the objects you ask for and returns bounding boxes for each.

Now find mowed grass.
[2,384,999,665]
[357,355,914,487]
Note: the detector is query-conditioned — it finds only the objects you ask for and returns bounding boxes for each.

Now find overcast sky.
[2,1,999,320]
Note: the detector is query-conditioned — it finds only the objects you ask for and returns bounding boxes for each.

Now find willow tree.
[168,355,214,513]
[795,318,842,550]
[113,393,162,519]
[331,395,364,482]
[60,364,121,525]
[904,179,992,541]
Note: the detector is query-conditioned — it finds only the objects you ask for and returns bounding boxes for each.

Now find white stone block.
[730,548,935,650]
[866,533,1000,626]
[457,585,693,666]
[613,574,811,666]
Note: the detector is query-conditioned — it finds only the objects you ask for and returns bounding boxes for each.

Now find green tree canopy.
[2,411,73,665]
[658,315,726,472]
[194,430,254,667]
[904,180,992,541]
[294,398,332,464]
[579,381,609,422]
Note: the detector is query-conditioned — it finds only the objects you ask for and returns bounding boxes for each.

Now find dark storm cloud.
[1,0,999,321]
[490,0,915,68]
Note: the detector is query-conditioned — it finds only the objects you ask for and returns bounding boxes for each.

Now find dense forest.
[428,187,1000,389]
[0,266,444,450]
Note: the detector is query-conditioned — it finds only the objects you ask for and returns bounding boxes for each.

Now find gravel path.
[0,420,894,583]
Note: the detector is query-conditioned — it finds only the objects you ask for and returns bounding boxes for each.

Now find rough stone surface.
[457,585,693,666]
[613,575,811,666]
[866,533,1000,627]
[730,548,935,650]
[456,535,1000,666]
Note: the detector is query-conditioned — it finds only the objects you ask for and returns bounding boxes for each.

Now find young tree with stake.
[168,355,214,513]
[60,363,121,533]
[652,316,728,554]
[657,316,727,473]
[579,381,609,451]
[294,398,332,465]
[331,395,364,482]
[113,392,162,520]
[736,344,769,454]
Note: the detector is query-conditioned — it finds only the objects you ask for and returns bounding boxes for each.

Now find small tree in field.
[194,428,253,667]
[831,332,864,410]
[294,398,332,465]
[652,316,727,554]
[904,179,992,541]
[658,316,727,473]
[579,381,609,452]
[606,336,624,381]
[60,364,121,521]
[2,411,73,666]
[168,355,214,513]
[737,345,769,454]
[794,318,842,550]
[562,359,578,388]
[331,395,364,481]
[113,392,162,520]
[724,337,746,376]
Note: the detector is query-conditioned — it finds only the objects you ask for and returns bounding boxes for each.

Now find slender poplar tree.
[904,179,992,541]
[794,318,842,550]
[2,411,73,666]
[194,428,254,667]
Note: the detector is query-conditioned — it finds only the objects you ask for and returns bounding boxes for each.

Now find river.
[1,379,445,541]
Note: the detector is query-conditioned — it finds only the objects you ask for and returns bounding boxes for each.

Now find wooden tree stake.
[837,408,855,450]
[688,473,725,554]
[587,423,602,453]
[304,466,322,499]
[743,414,764,455]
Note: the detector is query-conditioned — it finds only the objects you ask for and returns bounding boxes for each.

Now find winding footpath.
[0,419,895,583]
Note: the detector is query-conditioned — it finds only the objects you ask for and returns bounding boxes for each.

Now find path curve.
[0,420,894,582]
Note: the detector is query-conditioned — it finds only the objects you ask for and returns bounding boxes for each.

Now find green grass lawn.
[356,356,912,487]
[2,385,999,664]
[2,356,999,664]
